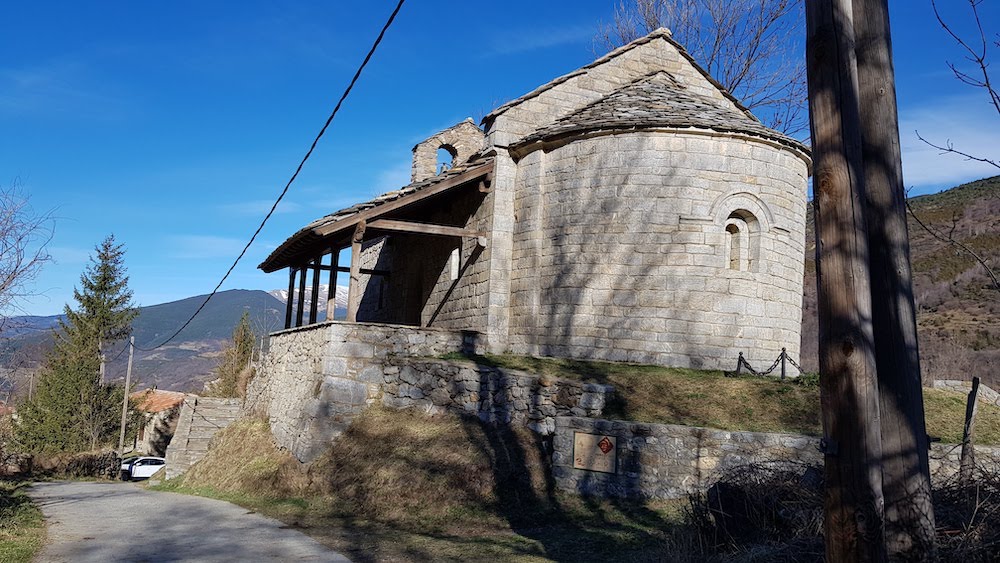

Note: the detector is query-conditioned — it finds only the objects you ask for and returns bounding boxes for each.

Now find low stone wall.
[553,416,1000,499]
[245,321,484,462]
[382,358,613,435]
[933,379,1000,408]
[245,321,613,462]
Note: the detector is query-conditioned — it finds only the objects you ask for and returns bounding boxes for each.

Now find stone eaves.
[511,71,810,159]
[258,154,495,273]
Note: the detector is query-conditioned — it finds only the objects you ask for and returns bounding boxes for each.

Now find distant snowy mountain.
[269,285,349,320]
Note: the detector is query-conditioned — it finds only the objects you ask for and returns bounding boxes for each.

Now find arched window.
[724,210,758,271]
[437,145,457,175]
[726,223,742,270]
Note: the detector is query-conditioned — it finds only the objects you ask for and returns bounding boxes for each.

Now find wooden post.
[295,263,307,328]
[308,257,321,325]
[960,377,981,485]
[346,221,366,323]
[117,336,135,455]
[852,0,935,555]
[806,1,886,560]
[284,268,295,329]
[326,247,338,320]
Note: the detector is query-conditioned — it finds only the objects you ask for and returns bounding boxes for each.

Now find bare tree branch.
[596,0,807,135]
[915,130,1000,171]
[922,0,999,167]
[0,180,54,328]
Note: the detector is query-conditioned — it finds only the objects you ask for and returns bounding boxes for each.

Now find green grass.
[0,481,45,563]
[442,352,1000,444]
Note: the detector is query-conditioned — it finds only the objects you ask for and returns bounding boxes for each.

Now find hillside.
[800,175,1000,385]
[0,289,285,395]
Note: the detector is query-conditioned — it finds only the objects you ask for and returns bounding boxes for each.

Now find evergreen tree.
[208,311,255,398]
[16,235,137,452]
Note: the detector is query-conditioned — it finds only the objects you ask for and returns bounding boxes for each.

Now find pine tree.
[207,311,255,398]
[16,235,137,452]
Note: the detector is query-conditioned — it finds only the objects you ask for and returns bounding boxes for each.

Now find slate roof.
[514,71,808,154]
[485,28,753,127]
[259,154,494,272]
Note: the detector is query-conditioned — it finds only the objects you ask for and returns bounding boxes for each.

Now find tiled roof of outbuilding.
[514,71,808,155]
[131,389,186,413]
[258,154,494,272]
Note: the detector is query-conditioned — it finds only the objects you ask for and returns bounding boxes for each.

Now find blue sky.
[3,1,998,316]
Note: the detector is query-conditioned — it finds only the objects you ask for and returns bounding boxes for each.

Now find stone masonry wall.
[245,322,614,462]
[508,131,808,370]
[245,321,476,462]
[411,119,485,182]
[381,358,612,435]
[554,416,1000,499]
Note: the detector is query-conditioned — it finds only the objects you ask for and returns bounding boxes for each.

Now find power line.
[133,0,407,352]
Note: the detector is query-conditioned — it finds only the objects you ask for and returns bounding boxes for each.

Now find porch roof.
[259,154,495,272]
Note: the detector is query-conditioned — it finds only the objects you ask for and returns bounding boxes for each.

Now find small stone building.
[260,28,810,370]
[130,389,186,457]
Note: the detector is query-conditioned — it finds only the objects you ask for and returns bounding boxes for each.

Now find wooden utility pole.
[117,336,135,455]
[806,0,886,560]
[852,0,935,556]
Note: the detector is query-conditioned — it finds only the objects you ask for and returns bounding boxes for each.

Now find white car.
[120,456,166,481]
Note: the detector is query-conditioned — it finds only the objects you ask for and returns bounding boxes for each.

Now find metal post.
[781,347,787,380]
[736,352,743,377]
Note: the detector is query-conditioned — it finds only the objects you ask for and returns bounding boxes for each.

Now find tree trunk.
[806,0,887,560]
[851,0,935,557]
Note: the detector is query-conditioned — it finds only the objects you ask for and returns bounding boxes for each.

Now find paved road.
[28,481,351,563]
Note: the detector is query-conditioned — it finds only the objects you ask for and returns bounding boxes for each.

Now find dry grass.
[452,353,1000,444]
[159,409,705,562]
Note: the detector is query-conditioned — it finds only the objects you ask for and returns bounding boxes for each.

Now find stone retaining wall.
[246,321,613,462]
[382,358,612,435]
[553,416,1000,499]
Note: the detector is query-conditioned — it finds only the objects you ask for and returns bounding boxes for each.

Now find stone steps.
[164,395,242,479]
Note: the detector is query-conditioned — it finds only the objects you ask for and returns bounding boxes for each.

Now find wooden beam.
[368,219,485,239]
[346,221,366,323]
[308,257,321,325]
[284,268,295,329]
[306,263,390,276]
[806,0,886,560]
[313,162,493,237]
[853,0,934,556]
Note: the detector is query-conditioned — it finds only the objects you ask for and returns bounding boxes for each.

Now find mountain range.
[799,175,1000,387]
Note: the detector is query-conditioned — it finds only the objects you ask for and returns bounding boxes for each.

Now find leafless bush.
[0,182,53,326]
[688,462,824,560]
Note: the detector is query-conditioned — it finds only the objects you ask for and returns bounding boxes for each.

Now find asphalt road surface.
[28,481,351,563]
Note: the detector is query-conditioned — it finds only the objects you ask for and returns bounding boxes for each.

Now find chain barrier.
[731,347,804,379]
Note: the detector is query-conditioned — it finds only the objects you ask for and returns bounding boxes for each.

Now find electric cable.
[133,0,406,352]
